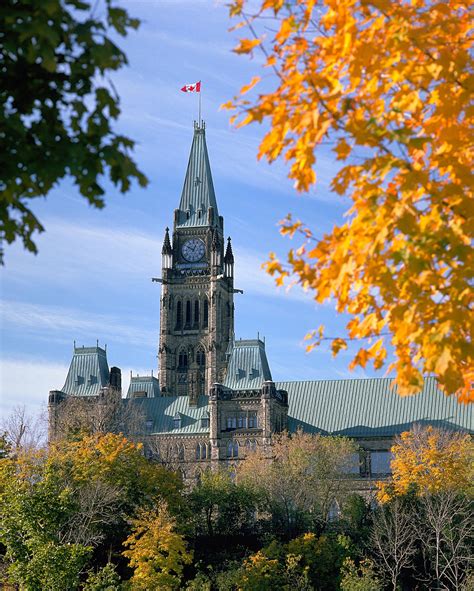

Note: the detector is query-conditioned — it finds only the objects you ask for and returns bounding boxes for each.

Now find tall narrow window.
[196,349,206,368]
[185,300,191,326]
[227,441,238,458]
[178,350,188,369]
[176,301,182,329]
[194,300,200,327]
[203,299,208,328]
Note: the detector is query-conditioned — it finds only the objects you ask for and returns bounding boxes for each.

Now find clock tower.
[158,122,235,404]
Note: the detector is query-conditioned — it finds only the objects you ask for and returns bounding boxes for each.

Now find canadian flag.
[181,81,201,93]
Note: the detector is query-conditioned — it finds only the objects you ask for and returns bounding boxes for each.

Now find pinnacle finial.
[162,227,172,254]
[224,235,234,263]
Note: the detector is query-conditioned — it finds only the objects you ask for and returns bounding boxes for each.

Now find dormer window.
[250,368,259,379]
[173,413,182,430]
[145,419,153,431]
[75,376,84,386]
[200,412,210,428]
[88,375,97,386]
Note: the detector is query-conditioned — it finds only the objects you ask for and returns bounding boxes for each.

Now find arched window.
[185,300,191,326]
[328,500,341,522]
[203,298,208,328]
[175,301,182,329]
[194,300,200,327]
[196,444,201,460]
[196,349,206,368]
[246,439,257,452]
[195,468,202,485]
[177,444,184,460]
[227,440,238,458]
[178,350,188,370]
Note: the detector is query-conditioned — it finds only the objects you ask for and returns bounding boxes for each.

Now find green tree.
[0,433,183,589]
[340,558,382,591]
[0,0,147,263]
[0,451,92,590]
[84,563,122,591]
[189,469,259,538]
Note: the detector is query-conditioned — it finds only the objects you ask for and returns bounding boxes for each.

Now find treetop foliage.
[0,0,148,263]
[225,0,474,402]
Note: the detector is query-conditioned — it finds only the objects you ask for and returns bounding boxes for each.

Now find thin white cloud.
[0,300,156,348]
[4,217,315,305]
[0,357,68,413]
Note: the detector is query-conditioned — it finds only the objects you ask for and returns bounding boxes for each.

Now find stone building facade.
[49,123,472,484]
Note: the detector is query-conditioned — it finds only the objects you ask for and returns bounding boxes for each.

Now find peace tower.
[158,122,235,404]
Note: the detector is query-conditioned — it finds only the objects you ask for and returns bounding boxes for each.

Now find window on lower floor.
[246,439,257,452]
[227,440,239,458]
[370,451,393,475]
[343,452,361,475]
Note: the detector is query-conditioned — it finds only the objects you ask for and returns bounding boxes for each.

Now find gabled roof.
[176,122,219,228]
[127,395,210,435]
[280,377,473,437]
[62,345,109,397]
[224,339,272,391]
[127,375,161,398]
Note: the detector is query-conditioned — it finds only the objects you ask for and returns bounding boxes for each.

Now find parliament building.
[48,123,472,484]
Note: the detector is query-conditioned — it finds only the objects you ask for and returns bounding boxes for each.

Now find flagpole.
[198,81,202,126]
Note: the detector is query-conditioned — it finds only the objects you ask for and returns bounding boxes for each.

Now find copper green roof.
[62,345,109,397]
[127,375,161,398]
[176,122,219,228]
[128,395,210,435]
[278,377,473,437]
[224,339,272,390]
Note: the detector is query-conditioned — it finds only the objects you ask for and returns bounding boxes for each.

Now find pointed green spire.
[176,121,219,228]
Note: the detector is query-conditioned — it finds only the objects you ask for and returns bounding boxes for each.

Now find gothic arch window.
[195,468,203,485]
[185,300,191,326]
[177,443,184,460]
[227,440,239,458]
[194,300,200,327]
[196,443,201,460]
[328,500,341,522]
[246,439,257,452]
[196,348,206,368]
[175,300,182,330]
[203,298,208,328]
[178,349,188,370]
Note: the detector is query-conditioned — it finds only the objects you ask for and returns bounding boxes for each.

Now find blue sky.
[1,0,378,416]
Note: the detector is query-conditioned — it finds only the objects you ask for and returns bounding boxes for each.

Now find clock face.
[181,238,205,262]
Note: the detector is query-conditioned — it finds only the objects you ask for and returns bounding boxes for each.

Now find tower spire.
[176,123,219,229]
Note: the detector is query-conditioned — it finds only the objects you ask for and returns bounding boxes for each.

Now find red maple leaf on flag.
[181,81,201,93]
